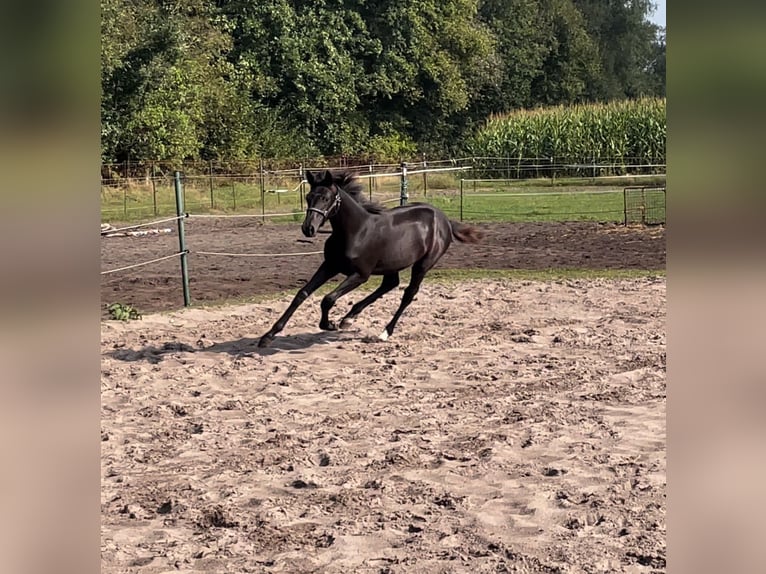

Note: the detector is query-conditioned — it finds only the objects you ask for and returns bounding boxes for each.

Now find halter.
[306,187,342,222]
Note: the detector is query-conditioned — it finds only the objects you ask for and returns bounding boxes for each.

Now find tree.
[476,0,555,113]
[101,0,260,161]
[530,0,601,105]
[647,30,666,97]
[573,0,665,99]
[101,0,665,161]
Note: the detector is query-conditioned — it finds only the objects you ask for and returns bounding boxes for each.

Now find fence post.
[299,163,305,211]
[641,188,646,225]
[368,163,373,200]
[174,171,191,307]
[623,186,628,225]
[209,159,214,209]
[151,161,157,216]
[460,178,464,222]
[231,180,237,211]
[422,153,428,198]
[399,162,409,206]
[259,158,265,222]
[550,156,554,186]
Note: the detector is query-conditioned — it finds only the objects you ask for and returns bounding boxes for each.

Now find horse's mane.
[330,169,386,214]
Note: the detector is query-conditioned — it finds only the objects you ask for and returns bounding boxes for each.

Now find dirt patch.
[101,277,666,572]
[101,220,665,313]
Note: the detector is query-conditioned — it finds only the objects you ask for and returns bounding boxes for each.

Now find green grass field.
[101,173,665,225]
[426,191,625,222]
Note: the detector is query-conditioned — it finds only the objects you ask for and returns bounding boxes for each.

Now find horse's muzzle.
[302,213,322,237]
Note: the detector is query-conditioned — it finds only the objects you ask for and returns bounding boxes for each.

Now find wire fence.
[101,157,665,222]
[101,250,188,276]
[101,215,185,236]
[195,248,324,258]
[101,154,665,182]
[101,165,665,310]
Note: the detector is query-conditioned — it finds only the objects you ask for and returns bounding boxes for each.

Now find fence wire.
[101,165,665,306]
[195,249,323,258]
[101,215,185,235]
[101,251,188,276]
[188,212,303,219]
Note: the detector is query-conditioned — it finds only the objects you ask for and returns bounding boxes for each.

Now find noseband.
[307,188,342,223]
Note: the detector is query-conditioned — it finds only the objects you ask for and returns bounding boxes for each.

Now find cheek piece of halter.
[306,187,342,224]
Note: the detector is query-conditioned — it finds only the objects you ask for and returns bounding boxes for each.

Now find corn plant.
[469,98,666,178]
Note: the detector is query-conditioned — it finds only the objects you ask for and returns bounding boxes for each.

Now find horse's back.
[325,202,454,275]
[389,202,450,226]
[386,203,454,259]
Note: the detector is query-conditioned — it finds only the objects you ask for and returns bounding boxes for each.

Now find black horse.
[258,169,481,347]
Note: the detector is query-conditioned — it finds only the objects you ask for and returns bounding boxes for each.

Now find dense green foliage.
[469,97,666,168]
[102,0,665,162]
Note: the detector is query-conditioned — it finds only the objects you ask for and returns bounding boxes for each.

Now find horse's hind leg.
[339,272,400,329]
[319,272,369,331]
[379,263,429,341]
[258,262,336,347]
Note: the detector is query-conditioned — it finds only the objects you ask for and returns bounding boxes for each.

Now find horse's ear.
[306,171,316,186]
[322,170,333,187]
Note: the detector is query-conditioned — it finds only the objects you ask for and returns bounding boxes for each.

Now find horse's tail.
[450,220,483,243]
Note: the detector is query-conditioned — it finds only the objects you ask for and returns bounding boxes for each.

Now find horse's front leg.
[319,272,369,331]
[258,262,337,347]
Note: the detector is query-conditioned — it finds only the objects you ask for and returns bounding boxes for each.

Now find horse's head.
[302,170,341,237]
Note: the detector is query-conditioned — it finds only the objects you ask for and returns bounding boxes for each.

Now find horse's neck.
[329,190,369,236]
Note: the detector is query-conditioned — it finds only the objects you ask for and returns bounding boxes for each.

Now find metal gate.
[624,186,666,225]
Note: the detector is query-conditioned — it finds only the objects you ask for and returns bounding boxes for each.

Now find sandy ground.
[101,276,666,573]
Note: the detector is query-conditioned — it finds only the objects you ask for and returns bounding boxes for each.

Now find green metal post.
[460,179,464,222]
[260,158,266,222]
[209,160,214,209]
[368,164,373,201]
[174,171,191,307]
[550,156,555,186]
[641,188,646,225]
[399,162,408,206]
[151,161,157,216]
[623,187,628,225]
[299,164,304,211]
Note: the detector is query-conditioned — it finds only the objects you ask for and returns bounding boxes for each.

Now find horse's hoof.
[319,321,338,332]
[378,330,390,341]
[257,335,273,348]
[339,318,354,329]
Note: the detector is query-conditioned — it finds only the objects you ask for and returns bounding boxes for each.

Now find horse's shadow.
[106,330,360,363]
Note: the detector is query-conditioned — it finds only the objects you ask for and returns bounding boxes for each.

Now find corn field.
[468,98,666,178]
